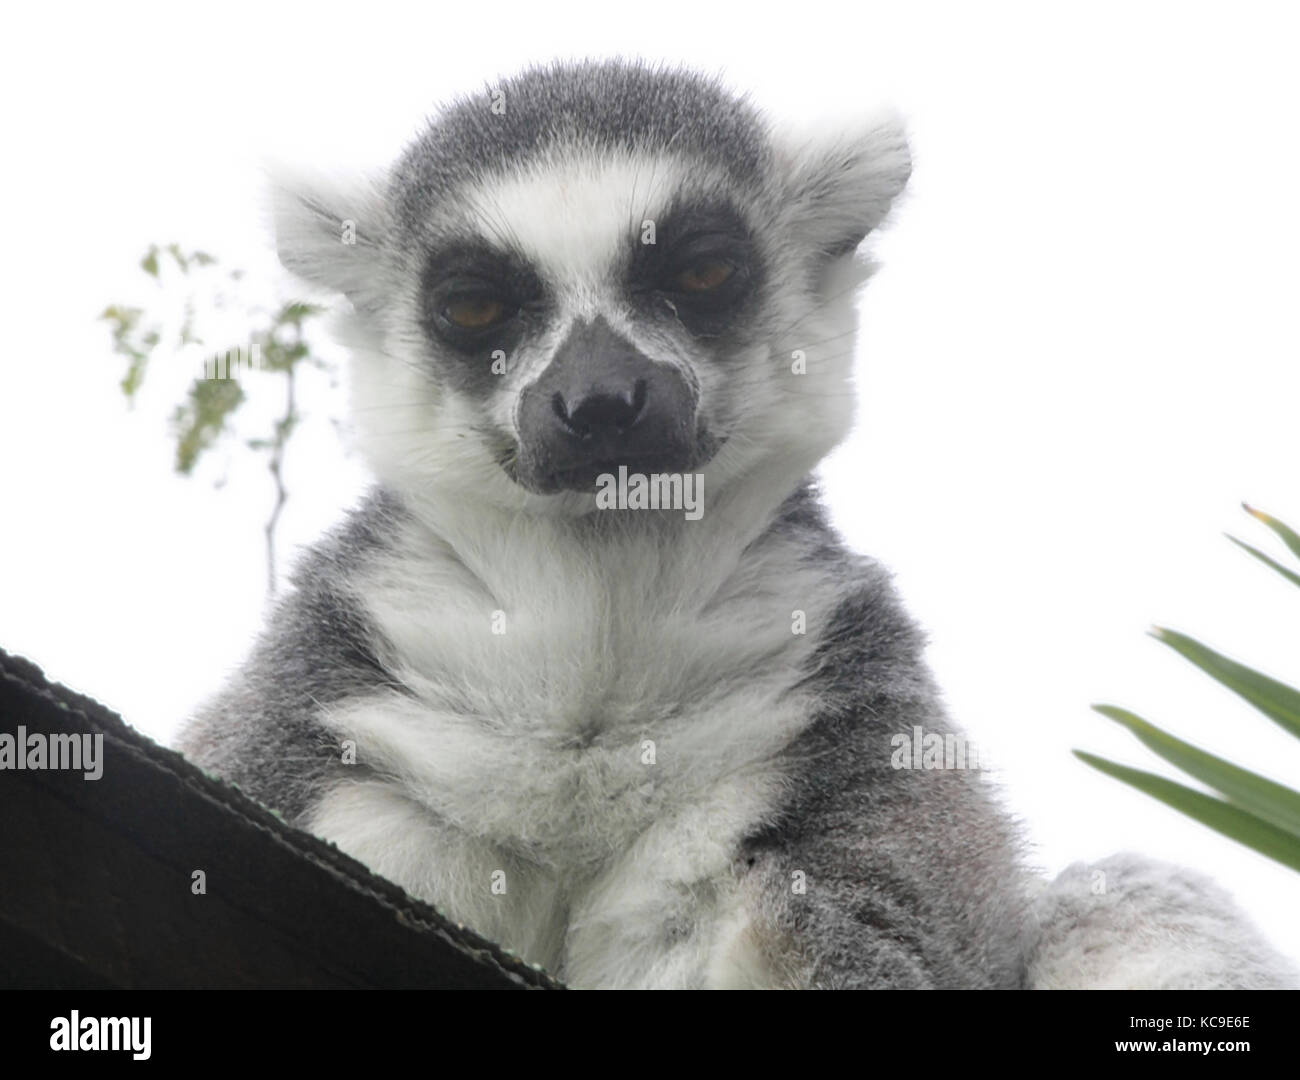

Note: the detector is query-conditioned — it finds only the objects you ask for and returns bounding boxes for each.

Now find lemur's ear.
[771,108,911,259]
[269,168,389,311]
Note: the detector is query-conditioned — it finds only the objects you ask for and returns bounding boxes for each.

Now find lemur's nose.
[552,380,647,440]
[516,316,699,493]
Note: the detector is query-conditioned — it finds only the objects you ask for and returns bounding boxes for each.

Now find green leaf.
[1093,705,1300,838]
[140,247,160,278]
[1074,751,1300,874]
[275,301,324,328]
[1151,626,1300,739]
[100,304,138,328]
[119,351,148,401]
[171,377,246,474]
[1228,535,1300,590]
[1243,503,1300,564]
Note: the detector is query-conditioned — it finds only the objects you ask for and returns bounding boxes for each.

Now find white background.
[3,1,1299,964]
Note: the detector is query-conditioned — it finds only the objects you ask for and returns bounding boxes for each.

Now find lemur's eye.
[443,294,507,330]
[675,260,735,293]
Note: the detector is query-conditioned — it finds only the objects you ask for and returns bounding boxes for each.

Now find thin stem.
[264,358,296,596]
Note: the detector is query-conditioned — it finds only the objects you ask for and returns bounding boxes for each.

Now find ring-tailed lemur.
[178,59,1298,989]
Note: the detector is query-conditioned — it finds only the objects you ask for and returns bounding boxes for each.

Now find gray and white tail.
[1025,853,1299,989]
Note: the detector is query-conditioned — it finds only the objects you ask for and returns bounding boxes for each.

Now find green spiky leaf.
[1151,627,1300,739]
[1243,503,1300,564]
[1075,752,1300,874]
[1092,705,1300,838]
[1227,535,1300,590]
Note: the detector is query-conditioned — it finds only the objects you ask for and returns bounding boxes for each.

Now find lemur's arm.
[736,699,1032,989]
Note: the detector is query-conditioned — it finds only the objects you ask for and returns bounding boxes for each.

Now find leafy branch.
[101,245,332,594]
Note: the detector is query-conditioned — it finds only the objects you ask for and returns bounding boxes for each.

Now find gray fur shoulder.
[175,488,408,823]
[739,492,1032,988]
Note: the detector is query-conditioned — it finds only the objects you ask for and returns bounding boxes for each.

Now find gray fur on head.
[273,60,909,300]
[179,60,1298,989]
[268,60,910,527]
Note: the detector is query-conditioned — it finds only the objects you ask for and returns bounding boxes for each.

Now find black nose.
[553,380,647,440]
[515,318,698,493]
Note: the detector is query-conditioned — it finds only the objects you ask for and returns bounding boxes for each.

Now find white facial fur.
[274,109,909,526]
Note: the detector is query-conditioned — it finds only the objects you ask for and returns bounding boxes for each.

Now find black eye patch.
[627,203,760,334]
[419,244,546,352]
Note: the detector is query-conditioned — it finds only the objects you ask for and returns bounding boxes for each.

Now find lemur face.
[273,61,910,515]
[406,161,764,495]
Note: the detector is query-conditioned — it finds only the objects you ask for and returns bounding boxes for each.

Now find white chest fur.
[304,501,839,984]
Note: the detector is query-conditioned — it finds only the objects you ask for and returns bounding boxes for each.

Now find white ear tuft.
[772,107,911,258]
[268,165,390,310]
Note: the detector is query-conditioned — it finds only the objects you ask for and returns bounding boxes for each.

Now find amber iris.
[445,295,506,329]
[675,260,734,292]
